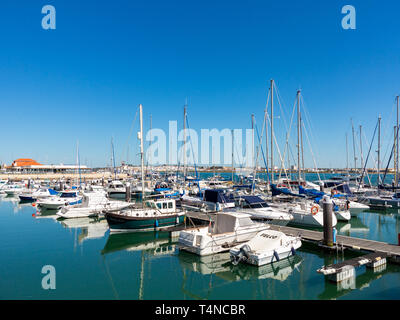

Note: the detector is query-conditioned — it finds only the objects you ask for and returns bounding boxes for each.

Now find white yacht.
[230,229,302,266]
[228,195,294,226]
[106,180,126,199]
[178,212,268,256]
[36,190,83,210]
[57,191,132,219]
[269,200,337,228]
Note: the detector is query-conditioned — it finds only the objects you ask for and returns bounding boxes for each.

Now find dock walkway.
[268,225,400,264]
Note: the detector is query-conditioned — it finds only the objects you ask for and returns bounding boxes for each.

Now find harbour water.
[1,173,400,300]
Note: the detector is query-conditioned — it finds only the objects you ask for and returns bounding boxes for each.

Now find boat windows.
[157,203,162,210]
[163,203,167,209]
[238,217,254,227]
[168,202,173,209]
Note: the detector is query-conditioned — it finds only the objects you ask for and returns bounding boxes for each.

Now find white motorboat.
[178,212,269,256]
[19,187,58,202]
[57,191,132,219]
[230,229,302,266]
[36,190,83,210]
[228,195,294,226]
[3,184,26,196]
[269,200,337,228]
[106,180,126,199]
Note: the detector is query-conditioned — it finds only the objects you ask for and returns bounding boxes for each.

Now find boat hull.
[105,212,185,232]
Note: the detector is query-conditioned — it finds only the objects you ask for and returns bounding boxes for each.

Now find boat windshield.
[60,192,77,198]
[244,202,268,209]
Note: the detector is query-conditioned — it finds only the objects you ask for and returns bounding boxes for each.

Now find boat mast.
[183,101,187,179]
[351,119,357,173]
[139,104,145,205]
[264,108,269,183]
[378,115,381,186]
[346,133,349,174]
[297,90,301,186]
[231,129,234,182]
[359,125,363,171]
[251,113,255,176]
[270,79,274,183]
[396,96,399,186]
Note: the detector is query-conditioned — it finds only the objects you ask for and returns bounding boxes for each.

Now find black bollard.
[125,182,131,203]
[322,195,333,247]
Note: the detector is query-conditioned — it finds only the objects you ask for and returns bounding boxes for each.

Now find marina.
[1,172,400,300]
[3,1,400,304]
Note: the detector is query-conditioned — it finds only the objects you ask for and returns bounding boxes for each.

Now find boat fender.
[273,250,280,262]
[291,247,296,256]
[176,216,179,224]
[155,220,159,227]
[345,200,350,210]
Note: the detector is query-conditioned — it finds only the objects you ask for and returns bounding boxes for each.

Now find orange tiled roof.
[10,158,43,167]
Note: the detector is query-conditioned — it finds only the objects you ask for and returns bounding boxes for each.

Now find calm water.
[1,173,400,300]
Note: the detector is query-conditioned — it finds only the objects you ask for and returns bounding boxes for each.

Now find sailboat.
[104,104,186,232]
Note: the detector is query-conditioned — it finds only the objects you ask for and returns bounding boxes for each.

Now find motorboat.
[57,191,132,219]
[269,200,337,228]
[104,198,185,232]
[36,190,83,210]
[106,180,126,199]
[178,212,269,256]
[228,195,293,226]
[230,229,302,266]
[19,187,58,202]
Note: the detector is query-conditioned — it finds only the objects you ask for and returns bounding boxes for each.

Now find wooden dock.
[268,224,400,264]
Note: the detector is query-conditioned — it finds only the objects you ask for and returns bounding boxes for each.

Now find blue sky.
[1,0,399,168]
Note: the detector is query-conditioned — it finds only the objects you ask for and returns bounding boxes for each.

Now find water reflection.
[178,251,303,282]
[58,217,109,243]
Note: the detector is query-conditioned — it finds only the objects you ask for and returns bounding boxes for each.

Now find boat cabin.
[144,199,176,213]
[209,212,254,235]
[107,181,125,190]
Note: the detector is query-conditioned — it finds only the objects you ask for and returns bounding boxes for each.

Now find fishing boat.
[230,229,302,266]
[36,190,82,210]
[178,212,268,256]
[105,197,185,232]
[104,104,186,233]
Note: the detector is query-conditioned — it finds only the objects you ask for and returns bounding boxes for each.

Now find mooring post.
[323,195,333,247]
[125,182,131,203]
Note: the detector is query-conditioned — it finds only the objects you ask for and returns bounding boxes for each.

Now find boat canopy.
[299,186,324,198]
[270,184,305,198]
[210,213,253,234]
[203,189,234,204]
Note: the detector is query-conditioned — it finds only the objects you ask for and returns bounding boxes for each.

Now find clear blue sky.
[1,0,399,168]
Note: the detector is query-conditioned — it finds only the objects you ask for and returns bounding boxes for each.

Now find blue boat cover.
[299,186,324,198]
[270,184,306,198]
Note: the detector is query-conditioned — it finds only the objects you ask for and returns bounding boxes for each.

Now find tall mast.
[297,90,301,186]
[183,101,187,178]
[378,115,381,186]
[346,133,349,173]
[270,79,274,183]
[351,119,357,173]
[396,96,399,186]
[251,114,255,171]
[359,125,364,175]
[231,129,234,182]
[265,108,269,183]
[139,104,145,204]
